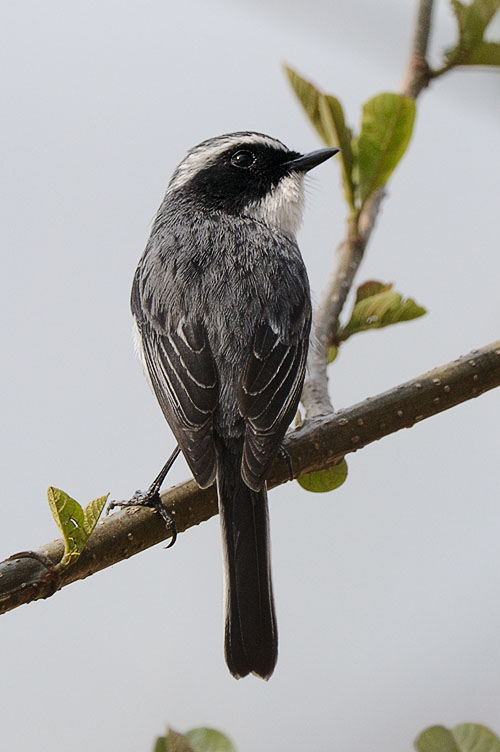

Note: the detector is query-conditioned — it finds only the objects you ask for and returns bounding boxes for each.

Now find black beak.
[284,147,339,173]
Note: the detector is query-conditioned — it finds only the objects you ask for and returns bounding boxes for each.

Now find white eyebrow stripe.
[166,132,288,194]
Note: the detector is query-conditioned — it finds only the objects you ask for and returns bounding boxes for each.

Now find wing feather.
[238,323,308,491]
[139,317,218,489]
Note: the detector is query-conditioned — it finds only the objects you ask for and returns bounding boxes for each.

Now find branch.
[401,0,434,99]
[2,340,498,616]
[302,0,435,418]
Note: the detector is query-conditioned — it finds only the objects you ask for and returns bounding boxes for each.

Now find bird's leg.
[278,445,294,482]
[107,445,181,548]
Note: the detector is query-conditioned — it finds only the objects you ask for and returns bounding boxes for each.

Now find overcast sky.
[1,1,499,751]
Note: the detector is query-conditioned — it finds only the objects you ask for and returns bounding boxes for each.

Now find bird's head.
[166,132,338,236]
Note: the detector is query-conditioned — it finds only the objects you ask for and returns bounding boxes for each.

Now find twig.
[401,0,434,98]
[302,0,435,418]
[301,221,365,418]
[1,339,498,616]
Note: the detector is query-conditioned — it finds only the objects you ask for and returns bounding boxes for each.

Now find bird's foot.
[107,445,182,548]
[106,470,177,548]
[107,487,177,548]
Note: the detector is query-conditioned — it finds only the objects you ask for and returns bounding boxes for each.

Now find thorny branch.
[301,0,436,418]
[1,340,499,616]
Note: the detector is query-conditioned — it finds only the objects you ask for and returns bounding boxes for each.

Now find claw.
[107,489,177,546]
[106,445,181,546]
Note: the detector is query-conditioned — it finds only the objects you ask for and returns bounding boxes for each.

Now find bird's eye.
[230,150,255,168]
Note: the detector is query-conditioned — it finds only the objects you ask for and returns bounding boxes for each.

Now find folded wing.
[238,322,308,491]
[139,316,218,489]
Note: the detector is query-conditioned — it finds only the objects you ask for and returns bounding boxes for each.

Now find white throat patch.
[245,173,305,237]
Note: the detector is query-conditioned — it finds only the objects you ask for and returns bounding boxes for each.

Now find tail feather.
[217,440,277,679]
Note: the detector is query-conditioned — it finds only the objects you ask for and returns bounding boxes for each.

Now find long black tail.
[216,439,277,680]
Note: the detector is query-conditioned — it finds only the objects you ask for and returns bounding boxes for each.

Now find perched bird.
[131,132,337,679]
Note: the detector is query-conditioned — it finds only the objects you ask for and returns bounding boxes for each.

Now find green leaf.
[318,95,356,208]
[465,39,500,64]
[415,724,500,752]
[157,729,194,752]
[47,487,87,568]
[284,66,356,209]
[453,724,500,752]
[327,345,338,363]
[83,494,108,536]
[284,65,331,143]
[186,727,237,752]
[452,0,499,44]
[415,726,461,752]
[153,737,169,752]
[445,0,500,65]
[354,93,416,206]
[298,459,348,493]
[354,280,393,303]
[339,282,426,340]
[47,486,108,569]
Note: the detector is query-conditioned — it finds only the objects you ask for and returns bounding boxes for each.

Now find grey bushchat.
[128,132,337,678]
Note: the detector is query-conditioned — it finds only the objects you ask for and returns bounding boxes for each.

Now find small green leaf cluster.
[154,727,236,752]
[285,3,500,213]
[415,723,500,752]
[285,66,415,215]
[155,721,500,751]
[339,281,427,341]
[47,486,108,569]
[444,0,500,68]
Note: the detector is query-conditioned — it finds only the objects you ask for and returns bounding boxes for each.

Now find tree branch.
[301,0,435,418]
[301,220,368,417]
[1,339,498,616]
[401,0,434,99]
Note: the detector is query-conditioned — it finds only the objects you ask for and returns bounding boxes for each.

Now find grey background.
[1,0,499,750]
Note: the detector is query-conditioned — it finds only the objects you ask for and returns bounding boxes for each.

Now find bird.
[130,132,338,679]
